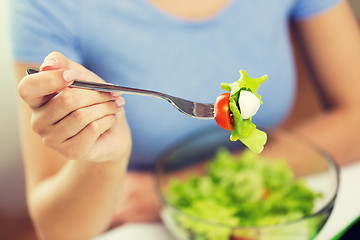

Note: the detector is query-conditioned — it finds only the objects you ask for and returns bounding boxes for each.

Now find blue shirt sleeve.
[9,0,82,64]
[291,0,344,20]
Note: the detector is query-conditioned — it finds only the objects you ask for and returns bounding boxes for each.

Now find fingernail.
[111,92,122,98]
[115,97,125,107]
[40,59,56,70]
[62,70,77,83]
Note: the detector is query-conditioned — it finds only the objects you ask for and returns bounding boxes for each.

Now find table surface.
[96,161,360,240]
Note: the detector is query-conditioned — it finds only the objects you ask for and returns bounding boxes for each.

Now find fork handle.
[71,79,168,99]
[26,67,170,100]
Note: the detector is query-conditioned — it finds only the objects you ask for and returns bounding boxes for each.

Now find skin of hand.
[109,171,162,228]
[290,1,360,166]
[15,51,132,240]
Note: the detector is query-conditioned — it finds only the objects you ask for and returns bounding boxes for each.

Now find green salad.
[166,148,322,240]
[218,70,268,153]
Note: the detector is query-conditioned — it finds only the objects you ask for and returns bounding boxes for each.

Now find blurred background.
[0,1,359,239]
[0,0,34,238]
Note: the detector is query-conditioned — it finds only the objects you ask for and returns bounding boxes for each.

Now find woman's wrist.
[67,155,130,177]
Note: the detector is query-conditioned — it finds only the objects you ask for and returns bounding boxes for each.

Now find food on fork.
[214,70,267,153]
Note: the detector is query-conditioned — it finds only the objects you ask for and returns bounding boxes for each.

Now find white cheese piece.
[239,90,260,119]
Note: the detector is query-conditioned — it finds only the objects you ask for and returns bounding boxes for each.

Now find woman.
[11,0,360,239]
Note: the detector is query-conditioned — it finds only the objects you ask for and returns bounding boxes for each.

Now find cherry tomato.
[214,92,233,131]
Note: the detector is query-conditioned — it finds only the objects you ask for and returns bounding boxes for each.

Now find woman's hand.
[110,171,162,228]
[18,51,132,162]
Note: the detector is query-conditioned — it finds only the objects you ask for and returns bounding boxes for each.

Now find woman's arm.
[292,1,360,166]
[14,52,132,240]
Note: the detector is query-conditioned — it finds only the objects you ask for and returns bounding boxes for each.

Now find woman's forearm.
[291,107,360,166]
[14,57,132,239]
[29,159,128,240]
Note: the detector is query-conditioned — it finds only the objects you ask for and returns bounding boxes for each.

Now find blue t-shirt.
[10,0,342,169]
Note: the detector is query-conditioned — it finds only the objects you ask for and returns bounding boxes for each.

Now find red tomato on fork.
[214,92,233,131]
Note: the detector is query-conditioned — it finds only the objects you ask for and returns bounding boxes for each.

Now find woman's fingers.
[18,51,106,109]
[40,52,70,71]
[31,87,121,131]
[18,69,74,108]
[60,114,119,161]
[41,51,104,83]
[41,99,124,148]
[18,51,79,108]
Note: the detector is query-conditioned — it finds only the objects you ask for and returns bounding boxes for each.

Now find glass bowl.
[155,127,339,240]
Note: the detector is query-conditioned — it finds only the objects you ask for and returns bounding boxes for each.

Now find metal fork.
[26,67,214,119]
